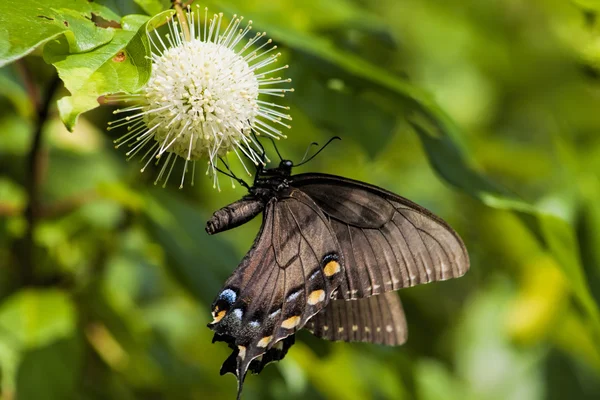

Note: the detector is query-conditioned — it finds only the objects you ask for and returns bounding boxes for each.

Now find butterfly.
[205,143,470,399]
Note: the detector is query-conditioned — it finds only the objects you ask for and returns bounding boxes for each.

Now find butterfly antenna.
[299,141,319,164]
[250,129,268,182]
[267,137,284,162]
[294,136,341,167]
[216,157,250,190]
[251,129,267,164]
[251,129,271,183]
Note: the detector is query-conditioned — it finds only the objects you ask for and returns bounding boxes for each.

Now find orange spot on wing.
[212,310,226,323]
[257,336,273,348]
[323,260,340,276]
[307,290,325,305]
[238,345,246,360]
[281,316,301,329]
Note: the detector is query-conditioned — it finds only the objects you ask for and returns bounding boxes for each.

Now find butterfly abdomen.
[206,199,265,235]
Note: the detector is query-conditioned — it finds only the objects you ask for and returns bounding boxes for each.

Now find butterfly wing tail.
[235,363,248,400]
[217,344,250,400]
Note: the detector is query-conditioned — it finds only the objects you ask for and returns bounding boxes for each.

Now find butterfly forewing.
[291,174,469,300]
[207,189,344,386]
[306,292,407,346]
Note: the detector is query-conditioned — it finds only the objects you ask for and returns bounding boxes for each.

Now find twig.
[20,70,61,285]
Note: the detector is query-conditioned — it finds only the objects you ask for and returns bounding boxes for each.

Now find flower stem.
[172,0,191,41]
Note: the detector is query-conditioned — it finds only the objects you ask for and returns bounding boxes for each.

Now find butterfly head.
[278,159,294,173]
[261,159,293,175]
[279,159,293,169]
[254,160,294,184]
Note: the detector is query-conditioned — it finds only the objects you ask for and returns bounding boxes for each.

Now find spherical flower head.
[147,40,259,160]
[108,7,293,189]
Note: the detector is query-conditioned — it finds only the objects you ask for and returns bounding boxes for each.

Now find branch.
[20,71,61,285]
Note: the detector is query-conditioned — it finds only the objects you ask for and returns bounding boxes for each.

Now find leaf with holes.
[44,14,153,130]
[0,0,121,67]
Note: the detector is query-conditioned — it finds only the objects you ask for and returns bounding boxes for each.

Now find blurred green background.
[1,0,600,399]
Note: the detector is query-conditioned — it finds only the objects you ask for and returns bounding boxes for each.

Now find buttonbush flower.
[108,6,293,189]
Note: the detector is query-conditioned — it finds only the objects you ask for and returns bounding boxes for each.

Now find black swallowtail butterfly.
[206,142,469,399]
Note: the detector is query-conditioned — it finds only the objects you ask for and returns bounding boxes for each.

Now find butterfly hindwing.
[248,335,296,375]
[290,173,470,299]
[214,333,296,376]
[306,291,407,346]
[207,188,344,396]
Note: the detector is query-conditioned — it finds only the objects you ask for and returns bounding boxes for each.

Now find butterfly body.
[206,160,469,399]
[206,162,295,235]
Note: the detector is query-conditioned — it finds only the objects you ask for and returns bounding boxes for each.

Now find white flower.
[108,6,293,189]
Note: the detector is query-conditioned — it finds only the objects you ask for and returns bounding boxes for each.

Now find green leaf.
[251,23,450,126]
[409,114,600,339]
[0,178,26,215]
[58,9,115,53]
[0,289,76,350]
[144,190,240,305]
[540,215,600,333]
[88,1,127,22]
[416,359,466,400]
[134,0,167,16]
[412,98,600,342]
[288,54,397,157]
[572,0,600,10]
[0,66,33,117]
[0,114,31,155]
[580,181,600,278]
[455,281,545,400]
[16,337,83,400]
[291,343,371,400]
[44,14,152,130]
[0,0,119,67]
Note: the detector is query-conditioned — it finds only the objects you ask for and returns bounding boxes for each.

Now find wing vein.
[356,228,377,296]
[296,235,309,322]
[390,216,418,287]
[283,201,334,326]
[361,228,390,294]
[373,293,384,343]
[382,293,395,344]
[377,224,408,289]
[417,227,453,280]
[395,207,466,256]
[346,224,361,298]
[395,211,435,282]
[284,203,322,275]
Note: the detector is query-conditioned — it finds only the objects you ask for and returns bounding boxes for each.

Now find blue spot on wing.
[220,289,237,304]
